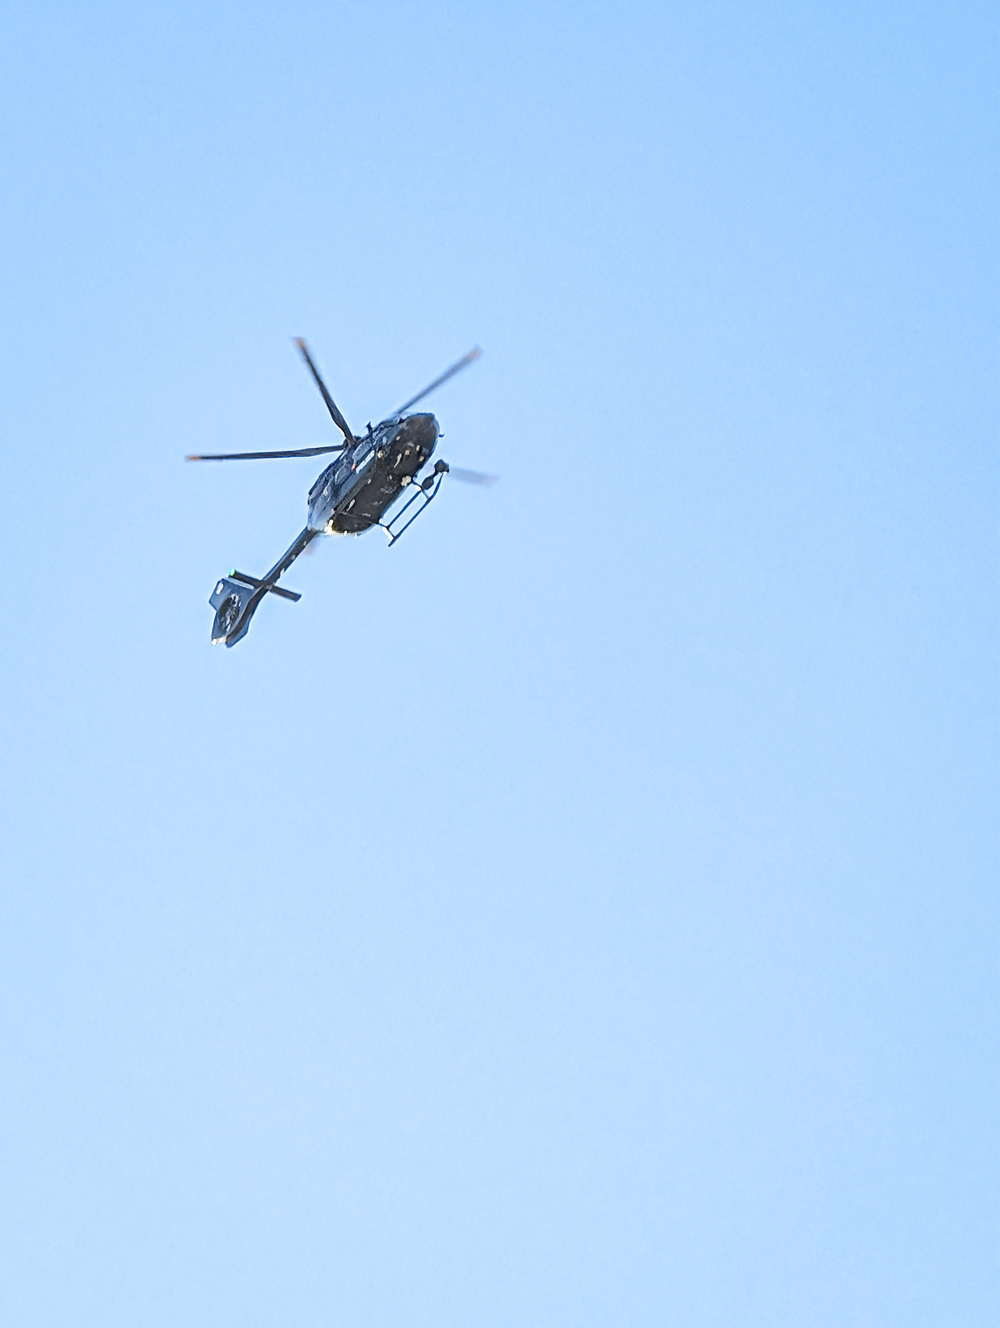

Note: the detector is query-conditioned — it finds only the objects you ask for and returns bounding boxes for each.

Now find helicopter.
[187,339,493,647]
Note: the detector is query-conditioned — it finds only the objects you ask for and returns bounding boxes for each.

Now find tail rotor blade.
[447,466,498,487]
[294,338,355,442]
[395,347,482,416]
[186,444,346,461]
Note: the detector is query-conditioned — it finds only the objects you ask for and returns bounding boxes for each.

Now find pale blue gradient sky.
[0,2,995,1324]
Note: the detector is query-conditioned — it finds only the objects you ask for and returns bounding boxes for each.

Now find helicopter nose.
[391,412,439,478]
[409,413,438,449]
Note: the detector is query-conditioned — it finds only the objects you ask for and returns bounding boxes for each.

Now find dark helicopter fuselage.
[307,412,439,535]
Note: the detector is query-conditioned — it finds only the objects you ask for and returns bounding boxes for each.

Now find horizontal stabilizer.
[229,571,301,602]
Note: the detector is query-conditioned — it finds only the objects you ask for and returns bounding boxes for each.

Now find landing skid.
[380,462,449,546]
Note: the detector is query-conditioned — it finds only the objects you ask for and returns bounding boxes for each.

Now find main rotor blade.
[447,466,498,487]
[394,346,482,416]
[294,338,354,441]
[186,444,346,461]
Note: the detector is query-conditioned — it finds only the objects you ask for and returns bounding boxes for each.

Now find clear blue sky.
[1,2,995,1323]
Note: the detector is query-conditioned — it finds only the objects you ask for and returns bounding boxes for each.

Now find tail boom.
[209,527,318,647]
